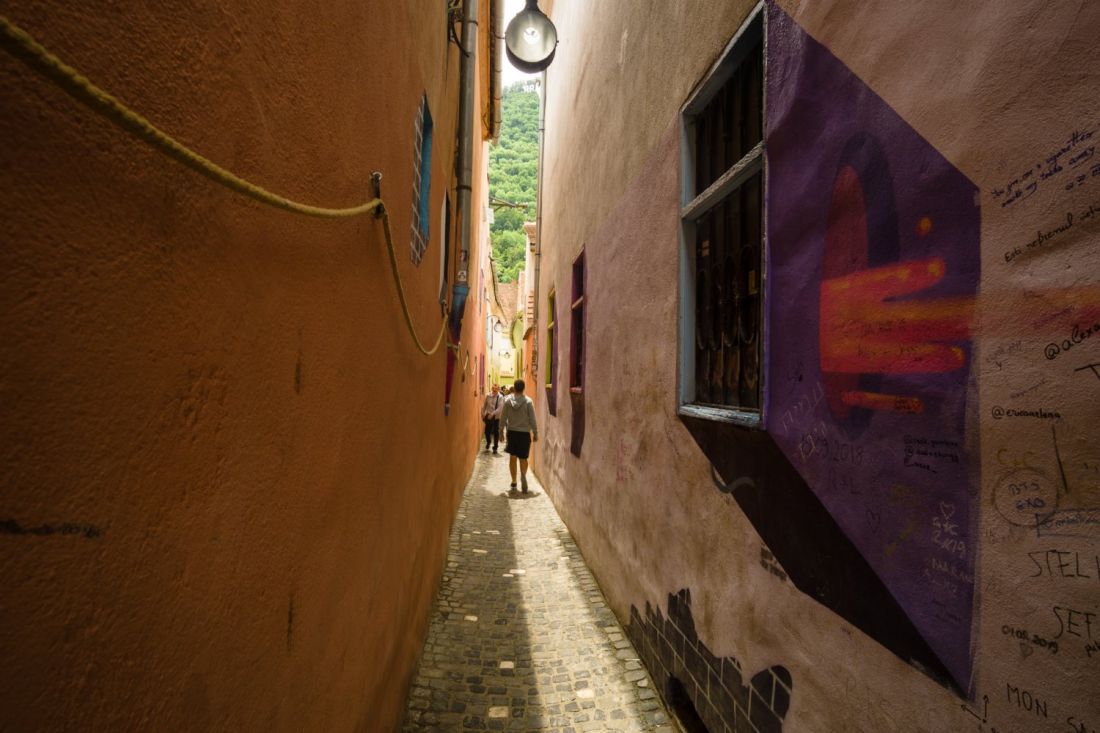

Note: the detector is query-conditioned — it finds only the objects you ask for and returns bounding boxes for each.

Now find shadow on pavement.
[402,451,541,731]
[402,451,672,731]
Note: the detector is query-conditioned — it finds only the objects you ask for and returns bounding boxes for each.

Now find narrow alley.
[2,0,1099,731]
[402,454,673,733]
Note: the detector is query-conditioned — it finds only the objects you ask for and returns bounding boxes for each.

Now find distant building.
[521,221,539,394]
[484,263,520,389]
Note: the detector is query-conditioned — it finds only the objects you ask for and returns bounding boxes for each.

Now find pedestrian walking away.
[481,384,504,453]
[500,379,537,492]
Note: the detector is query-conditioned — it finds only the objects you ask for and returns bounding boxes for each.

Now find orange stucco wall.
[0,2,490,730]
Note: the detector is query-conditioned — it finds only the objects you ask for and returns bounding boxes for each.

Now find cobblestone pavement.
[402,451,675,732]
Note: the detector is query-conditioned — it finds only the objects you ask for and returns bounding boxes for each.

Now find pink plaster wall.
[0,1,490,729]
[535,0,1100,730]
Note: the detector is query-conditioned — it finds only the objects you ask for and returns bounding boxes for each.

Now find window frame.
[410,96,433,264]
[569,249,585,392]
[677,3,767,429]
[546,288,556,389]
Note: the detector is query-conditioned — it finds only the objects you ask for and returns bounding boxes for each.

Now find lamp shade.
[505,0,557,73]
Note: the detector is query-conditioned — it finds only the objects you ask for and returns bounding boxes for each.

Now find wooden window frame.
[569,250,585,393]
[410,96,433,264]
[677,3,767,429]
[546,289,556,389]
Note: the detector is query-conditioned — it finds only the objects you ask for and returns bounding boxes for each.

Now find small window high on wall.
[410,96,433,264]
[570,250,585,391]
[546,287,558,416]
[678,8,764,427]
[546,289,556,389]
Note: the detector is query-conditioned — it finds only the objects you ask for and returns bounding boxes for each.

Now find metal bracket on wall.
[370,171,383,218]
[448,2,470,57]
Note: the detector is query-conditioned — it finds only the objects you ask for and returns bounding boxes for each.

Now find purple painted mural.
[766,5,980,692]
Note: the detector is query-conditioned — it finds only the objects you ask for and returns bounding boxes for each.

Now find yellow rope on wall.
[379,208,450,355]
[0,15,449,356]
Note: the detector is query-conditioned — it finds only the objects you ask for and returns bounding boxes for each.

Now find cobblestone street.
[402,452,674,732]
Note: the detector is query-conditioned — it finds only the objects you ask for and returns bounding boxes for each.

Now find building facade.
[534,1,1100,731]
[0,1,498,729]
[487,278,522,389]
[523,221,539,393]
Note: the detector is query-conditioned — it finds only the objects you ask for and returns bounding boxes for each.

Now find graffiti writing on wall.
[676,2,1100,713]
[0,518,103,539]
[991,127,1099,208]
[766,3,980,693]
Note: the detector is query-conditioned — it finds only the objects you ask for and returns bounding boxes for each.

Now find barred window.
[679,10,764,423]
[411,97,433,264]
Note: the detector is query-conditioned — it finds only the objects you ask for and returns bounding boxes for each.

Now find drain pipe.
[454,0,478,297]
[445,0,479,415]
[531,70,547,376]
[489,0,504,141]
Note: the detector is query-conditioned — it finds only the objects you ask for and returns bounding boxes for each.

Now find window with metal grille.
[410,96,433,264]
[679,9,764,425]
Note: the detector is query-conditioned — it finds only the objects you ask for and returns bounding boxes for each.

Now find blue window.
[411,97,433,263]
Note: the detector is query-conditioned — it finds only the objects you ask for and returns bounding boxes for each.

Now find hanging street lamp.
[504,0,558,73]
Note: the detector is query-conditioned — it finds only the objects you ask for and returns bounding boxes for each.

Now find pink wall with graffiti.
[534,0,1099,730]
[765,0,1100,720]
[766,4,981,691]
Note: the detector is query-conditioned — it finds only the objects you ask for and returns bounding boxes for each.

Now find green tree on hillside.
[489,81,539,283]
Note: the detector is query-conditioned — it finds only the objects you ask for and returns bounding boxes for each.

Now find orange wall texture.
[0,2,490,730]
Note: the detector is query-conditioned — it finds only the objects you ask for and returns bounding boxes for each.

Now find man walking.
[501,379,537,492]
[481,384,504,453]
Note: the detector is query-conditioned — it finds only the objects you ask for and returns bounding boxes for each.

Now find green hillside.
[489,81,540,283]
